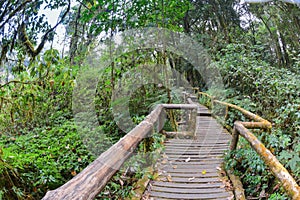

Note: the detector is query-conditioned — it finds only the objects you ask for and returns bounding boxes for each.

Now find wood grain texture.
[42,106,164,200]
[42,104,200,200]
[148,103,234,199]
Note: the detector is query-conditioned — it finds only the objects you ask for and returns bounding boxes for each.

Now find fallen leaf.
[71,170,77,176]
[185,157,191,162]
[188,177,195,181]
[173,165,177,169]
[167,174,172,182]
[216,167,221,171]
[161,159,168,164]
[202,170,206,175]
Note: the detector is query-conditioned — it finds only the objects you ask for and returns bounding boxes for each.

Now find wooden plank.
[165,161,222,166]
[164,151,228,155]
[147,101,233,199]
[42,105,164,200]
[150,191,232,199]
[165,147,229,151]
[165,136,230,141]
[158,168,220,173]
[158,177,220,183]
[166,155,223,160]
[165,139,230,143]
[161,164,220,170]
[166,160,223,164]
[151,186,228,194]
[165,143,229,146]
[164,151,227,155]
[152,181,223,188]
[165,146,228,150]
[167,158,223,163]
[164,144,229,148]
[166,172,219,178]
[162,104,197,110]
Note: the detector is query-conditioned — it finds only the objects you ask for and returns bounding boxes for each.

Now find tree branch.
[0,0,33,30]
[19,0,71,58]
[0,1,11,23]
[0,80,35,89]
[34,0,71,57]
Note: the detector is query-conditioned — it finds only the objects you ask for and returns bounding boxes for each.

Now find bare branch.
[0,0,33,30]
[0,1,11,23]
[0,80,35,89]
[33,0,71,57]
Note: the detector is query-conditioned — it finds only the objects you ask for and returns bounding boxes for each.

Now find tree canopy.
[0,0,299,199]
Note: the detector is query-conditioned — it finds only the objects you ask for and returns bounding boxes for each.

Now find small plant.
[0,120,94,199]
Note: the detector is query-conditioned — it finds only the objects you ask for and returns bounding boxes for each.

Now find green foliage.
[219,42,300,197]
[0,49,76,135]
[1,1,300,199]
[269,192,288,200]
[0,120,94,199]
[0,0,70,62]
[97,133,165,199]
[225,139,272,197]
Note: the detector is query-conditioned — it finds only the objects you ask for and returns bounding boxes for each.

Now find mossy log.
[235,122,300,199]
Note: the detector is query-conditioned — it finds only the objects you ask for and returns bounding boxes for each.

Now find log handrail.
[42,104,197,200]
[194,90,300,200]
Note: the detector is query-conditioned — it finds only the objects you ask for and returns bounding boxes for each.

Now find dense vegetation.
[0,0,299,199]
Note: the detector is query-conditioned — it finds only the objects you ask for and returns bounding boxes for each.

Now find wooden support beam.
[42,111,157,200]
[161,103,197,110]
[235,122,300,199]
[226,169,245,200]
[198,92,272,129]
[195,91,300,198]
[240,121,271,129]
[230,127,239,151]
[214,100,271,127]
[42,103,199,200]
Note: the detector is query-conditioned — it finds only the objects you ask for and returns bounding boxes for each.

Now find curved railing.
[191,89,300,200]
[42,104,197,200]
[42,88,300,200]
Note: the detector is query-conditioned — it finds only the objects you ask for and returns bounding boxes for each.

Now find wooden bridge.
[43,90,300,200]
[147,103,234,199]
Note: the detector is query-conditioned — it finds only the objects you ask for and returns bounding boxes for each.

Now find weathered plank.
[42,103,201,200]
[151,186,228,194]
[148,103,233,199]
[150,191,232,199]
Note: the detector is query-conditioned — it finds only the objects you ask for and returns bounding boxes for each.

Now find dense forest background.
[0,0,299,199]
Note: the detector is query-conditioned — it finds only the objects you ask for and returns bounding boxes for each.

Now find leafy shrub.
[97,132,165,199]
[0,120,94,199]
[217,43,300,197]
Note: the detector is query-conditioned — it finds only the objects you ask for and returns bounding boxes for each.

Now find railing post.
[191,107,197,139]
[157,108,166,133]
[230,126,239,151]
[211,96,214,110]
[235,122,300,199]
[225,105,229,120]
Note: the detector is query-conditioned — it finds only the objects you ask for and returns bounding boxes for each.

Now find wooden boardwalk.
[147,102,234,199]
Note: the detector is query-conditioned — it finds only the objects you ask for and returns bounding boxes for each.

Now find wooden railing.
[191,90,300,200]
[42,104,197,200]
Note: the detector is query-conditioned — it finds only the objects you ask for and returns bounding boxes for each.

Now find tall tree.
[0,0,70,64]
[247,2,300,68]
